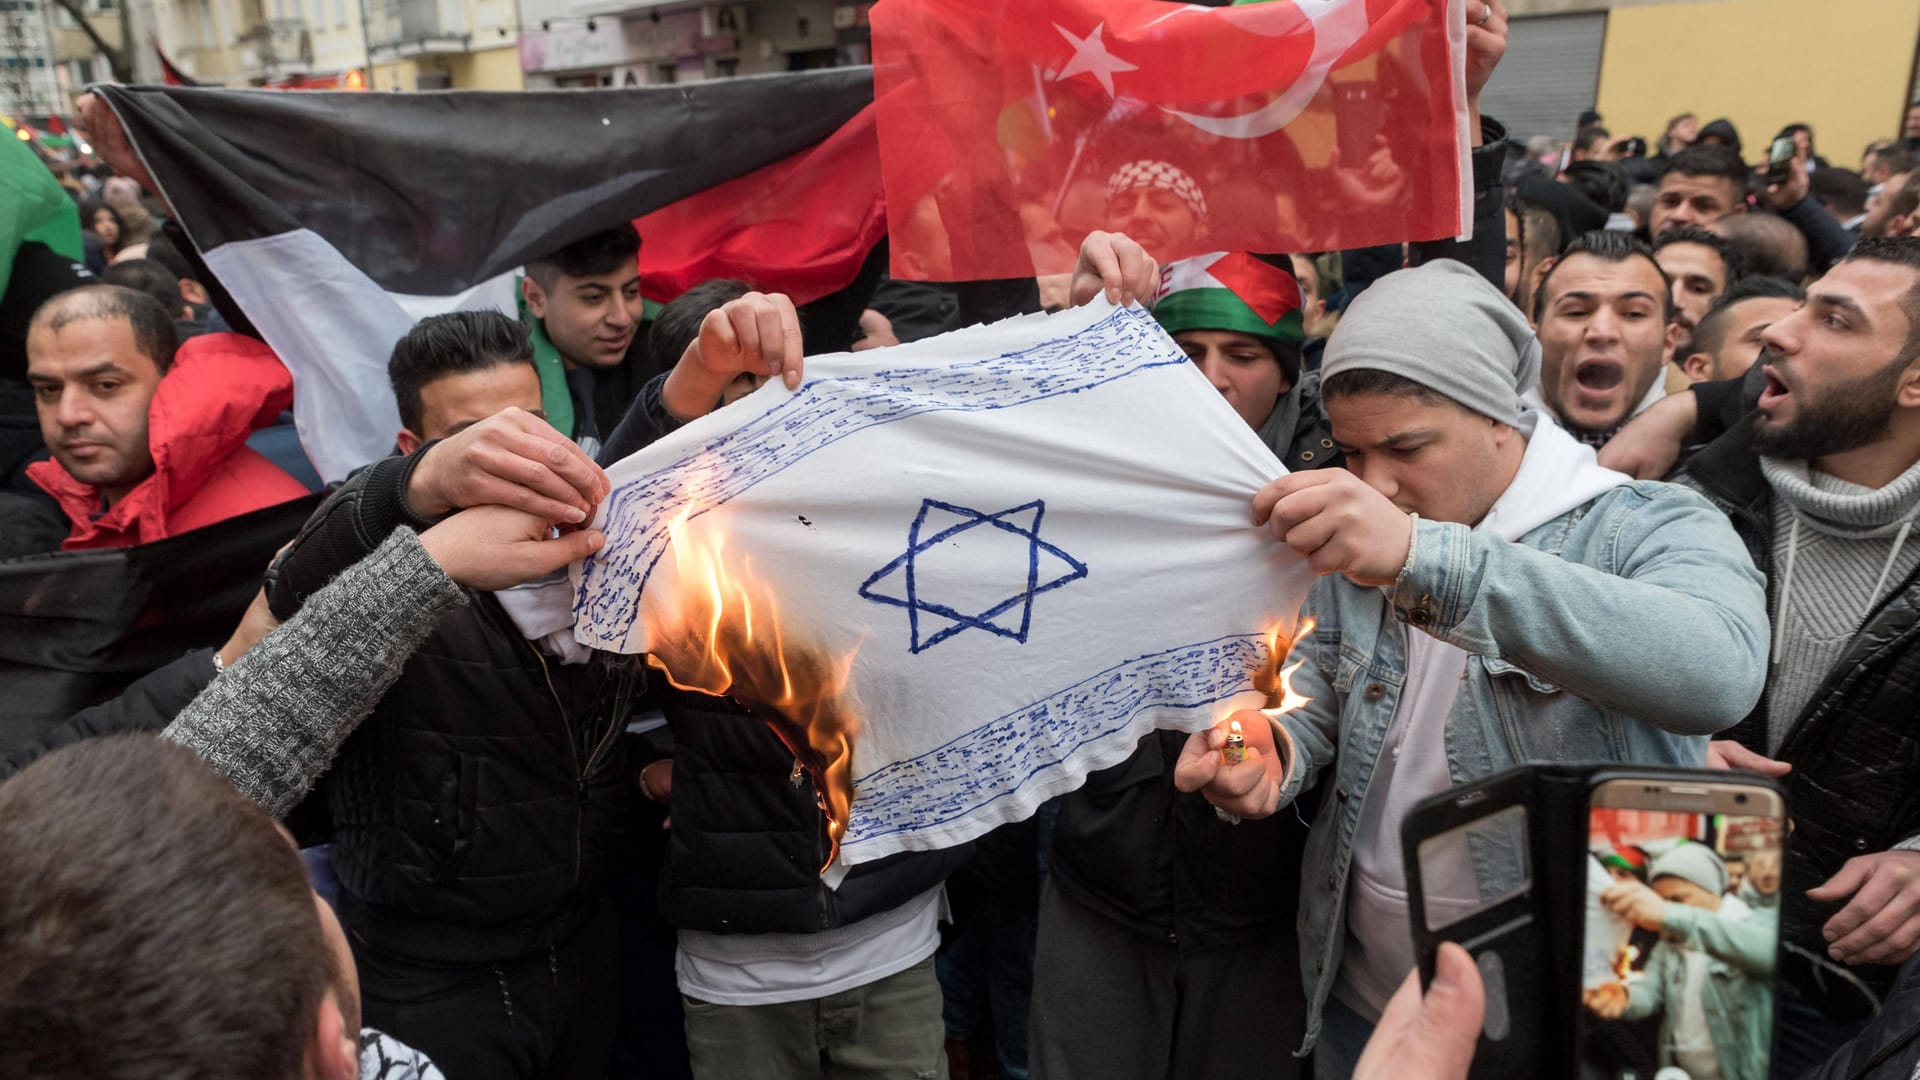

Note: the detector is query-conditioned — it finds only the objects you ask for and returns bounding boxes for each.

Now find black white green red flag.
[91,71,884,481]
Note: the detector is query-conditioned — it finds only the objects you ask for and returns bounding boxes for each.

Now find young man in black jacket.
[266,310,629,1080]
[267,289,807,1080]
[1677,237,1920,1076]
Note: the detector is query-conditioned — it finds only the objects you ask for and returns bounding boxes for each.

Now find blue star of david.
[858,499,1089,654]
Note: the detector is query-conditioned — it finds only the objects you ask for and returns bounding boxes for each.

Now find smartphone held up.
[1578,778,1785,1080]
[1402,765,1788,1080]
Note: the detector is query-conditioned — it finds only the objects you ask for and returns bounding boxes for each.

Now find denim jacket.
[1271,479,1770,1052]
[1622,916,1774,1080]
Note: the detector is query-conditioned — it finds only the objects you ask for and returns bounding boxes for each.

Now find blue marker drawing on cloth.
[842,633,1271,849]
[859,499,1088,654]
[573,304,1176,650]
[569,298,1315,871]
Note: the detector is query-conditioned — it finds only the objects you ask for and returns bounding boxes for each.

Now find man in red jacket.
[24,284,308,550]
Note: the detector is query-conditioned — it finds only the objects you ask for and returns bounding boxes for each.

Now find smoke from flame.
[644,508,861,871]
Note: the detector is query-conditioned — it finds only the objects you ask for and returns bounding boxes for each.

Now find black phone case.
[1400,763,1787,1079]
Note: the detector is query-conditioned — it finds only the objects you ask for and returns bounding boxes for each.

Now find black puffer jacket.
[603,379,972,935]
[1808,954,1920,1080]
[0,647,215,781]
[268,450,638,963]
[659,684,971,935]
[1682,418,1920,1004]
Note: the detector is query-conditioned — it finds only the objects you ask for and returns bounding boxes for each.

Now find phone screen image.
[1577,788,1783,1080]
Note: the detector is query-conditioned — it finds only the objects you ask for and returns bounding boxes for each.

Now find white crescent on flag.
[1157,0,1371,140]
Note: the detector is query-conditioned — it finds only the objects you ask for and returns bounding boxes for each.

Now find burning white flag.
[572,300,1315,875]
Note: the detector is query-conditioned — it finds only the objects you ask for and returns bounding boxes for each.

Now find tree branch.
[47,0,131,84]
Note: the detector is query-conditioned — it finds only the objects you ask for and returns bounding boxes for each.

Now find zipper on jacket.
[526,639,599,890]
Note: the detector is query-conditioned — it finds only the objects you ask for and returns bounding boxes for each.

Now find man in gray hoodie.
[1175,259,1770,1079]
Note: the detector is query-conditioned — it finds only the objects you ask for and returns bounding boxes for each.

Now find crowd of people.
[5,3,1920,1079]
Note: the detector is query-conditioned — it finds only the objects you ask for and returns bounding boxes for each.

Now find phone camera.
[1735,793,1749,804]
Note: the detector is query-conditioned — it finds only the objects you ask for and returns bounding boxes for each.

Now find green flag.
[1,135,83,298]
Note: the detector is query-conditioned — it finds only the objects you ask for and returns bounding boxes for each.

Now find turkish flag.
[872,0,1472,282]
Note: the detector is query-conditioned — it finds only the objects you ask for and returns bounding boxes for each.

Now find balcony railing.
[365,0,466,54]
[239,17,312,77]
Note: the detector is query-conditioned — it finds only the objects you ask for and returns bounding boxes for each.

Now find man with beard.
[1862,172,1920,242]
[1649,145,1748,237]
[1529,231,1680,446]
[1678,237,1920,1076]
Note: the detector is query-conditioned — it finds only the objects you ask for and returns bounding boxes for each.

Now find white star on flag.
[1052,21,1137,98]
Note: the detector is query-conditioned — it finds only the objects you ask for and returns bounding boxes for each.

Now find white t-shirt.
[1670,949,1724,1080]
[675,886,947,1006]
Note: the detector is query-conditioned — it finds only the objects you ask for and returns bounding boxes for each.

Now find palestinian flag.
[90,70,885,482]
[0,494,320,761]
[155,42,206,88]
[1154,251,1305,347]
[872,0,1472,281]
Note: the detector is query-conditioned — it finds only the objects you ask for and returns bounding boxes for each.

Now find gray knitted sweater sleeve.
[163,528,468,818]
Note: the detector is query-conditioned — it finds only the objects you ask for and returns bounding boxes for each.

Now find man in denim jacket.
[1175,259,1770,1079]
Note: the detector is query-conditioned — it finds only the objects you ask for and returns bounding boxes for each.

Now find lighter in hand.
[1222,719,1246,766]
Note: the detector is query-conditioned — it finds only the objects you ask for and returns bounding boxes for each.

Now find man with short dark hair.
[1650,145,1749,236]
[1812,167,1872,230]
[142,233,211,311]
[1571,124,1611,164]
[520,223,653,443]
[1709,212,1810,282]
[23,285,307,550]
[1866,145,1913,188]
[1529,231,1679,445]
[269,309,620,1080]
[98,257,191,326]
[644,279,755,386]
[0,735,437,1080]
[1505,194,1559,318]
[1696,118,1744,157]
[268,290,798,1080]
[1863,172,1920,241]
[1655,225,1741,364]
[1679,237,1920,1075]
[389,311,545,454]
[1679,276,1805,383]
[1291,252,1334,362]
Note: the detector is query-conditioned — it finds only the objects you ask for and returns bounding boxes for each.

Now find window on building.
[334,0,345,28]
